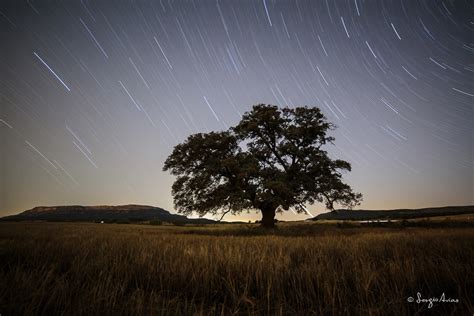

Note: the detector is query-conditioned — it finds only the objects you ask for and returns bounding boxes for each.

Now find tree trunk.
[260,205,276,228]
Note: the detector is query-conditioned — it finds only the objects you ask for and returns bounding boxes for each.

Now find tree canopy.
[163,104,362,227]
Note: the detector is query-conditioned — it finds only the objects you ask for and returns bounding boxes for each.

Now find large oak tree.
[163,104,362,228]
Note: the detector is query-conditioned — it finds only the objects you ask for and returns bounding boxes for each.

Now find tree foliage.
[163,104,362,227]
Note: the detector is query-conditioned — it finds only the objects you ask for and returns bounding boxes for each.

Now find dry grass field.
[0,222,473,315]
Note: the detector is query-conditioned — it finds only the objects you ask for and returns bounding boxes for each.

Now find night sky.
[1,1,472,221]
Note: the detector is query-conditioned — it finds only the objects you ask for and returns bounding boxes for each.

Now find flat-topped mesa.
[23,205,166,213]
[24,205,82,213]
[2,205,216,224]
[311,205,474,221]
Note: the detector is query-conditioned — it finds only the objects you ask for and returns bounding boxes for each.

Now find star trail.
[1,1,472,220]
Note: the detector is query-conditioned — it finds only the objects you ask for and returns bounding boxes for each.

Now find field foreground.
[0,222,473,315]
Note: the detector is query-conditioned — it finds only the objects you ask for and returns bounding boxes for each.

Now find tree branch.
[217,207,232,221]
[255,130,289,172]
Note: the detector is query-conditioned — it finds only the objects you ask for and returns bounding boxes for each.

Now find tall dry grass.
[0,222,473,315]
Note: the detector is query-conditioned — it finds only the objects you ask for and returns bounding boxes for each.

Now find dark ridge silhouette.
[311,205,474,221]
[0,204,216,224]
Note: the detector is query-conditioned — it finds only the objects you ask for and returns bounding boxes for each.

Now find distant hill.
[311,205,474,221]
[0,204,216,224]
